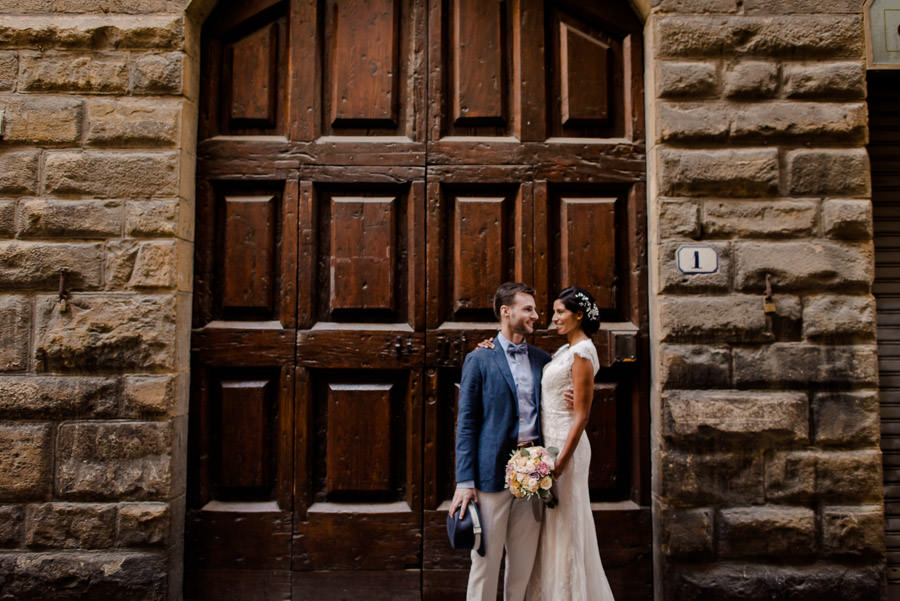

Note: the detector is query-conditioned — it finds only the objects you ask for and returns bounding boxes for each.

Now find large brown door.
[187,1,650,600]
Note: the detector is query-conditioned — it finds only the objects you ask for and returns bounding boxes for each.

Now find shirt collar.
[496,331,526,352]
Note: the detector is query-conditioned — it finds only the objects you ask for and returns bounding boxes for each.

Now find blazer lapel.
[491,338,518,400]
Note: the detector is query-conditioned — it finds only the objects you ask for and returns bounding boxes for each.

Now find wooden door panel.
[202,4,288,138]
[546,5,628,138]
[292,0,424,140]
[558,196,617,310]
[299,171,425,328]
[194,180,298,328]
[426,170,533,328]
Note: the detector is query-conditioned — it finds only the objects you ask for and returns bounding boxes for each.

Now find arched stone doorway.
[185,1,650,598]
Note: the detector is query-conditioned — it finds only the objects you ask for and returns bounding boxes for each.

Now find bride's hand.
[476,338,495,350]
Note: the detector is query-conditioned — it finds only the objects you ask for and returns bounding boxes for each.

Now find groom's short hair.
[494,282,536,320]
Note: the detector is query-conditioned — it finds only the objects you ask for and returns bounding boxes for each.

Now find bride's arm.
[553,355,594,478]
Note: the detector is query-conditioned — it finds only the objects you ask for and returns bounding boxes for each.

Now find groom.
[450,282,552,601]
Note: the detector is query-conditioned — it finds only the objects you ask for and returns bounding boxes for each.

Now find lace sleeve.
[572,340,600,375]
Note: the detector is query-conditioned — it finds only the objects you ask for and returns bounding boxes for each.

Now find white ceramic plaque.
[676,245,718,274]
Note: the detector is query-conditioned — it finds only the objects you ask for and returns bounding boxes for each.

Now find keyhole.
[693,251,700,270]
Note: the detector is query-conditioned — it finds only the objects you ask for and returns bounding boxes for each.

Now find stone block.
[765,450,816,501]
[657,294,769,343]
[0,551,167,600]
[123,375,176,416]
[658,101,867,143]
[17,199,123,238]
[20,52,128,93]
[658,504,713,557]
[125,199,181,237]
[658,240,732,293]
[733,343,877,387]
[659,199,700,238]
[815,450,883,503]
[718,505,815,558]
[0,504,24,546]
[802,294,875,341]
[0,295,30,371]
[822,505,885,557]
[656,61,718,98]
[823,199,872,240]
[766,294,803,342]
[787,148,870,197]
[702,199,816,238]
[0,241,103,290]
[105,238,139,289]
[117,502,169,546]
[0,15,184,50]
[656,102,730,142]
[734,240,872,293]
[0,376,119,419]
[783,62,866,99]
[0,51,16,90]
[730,102,866,143]
[662,390,808,444]
[659,449,765,506]
[659,344,731,389]
[0,424,51,501]
[0,0,170,12]
[657,147,779,197]
[650,0,738,12]
[812,391,879,447]
[0,199,14,237]
[0,150,40,194]
[56,422,171,501]
[744,0,864,13]
[669,562,883,601]
[0,96,82,145]
[35,293,177,372]
[85,98,180,147]
[723,61,777,98]
[655,16,864,59]
[766,450,883,503]
[45,151,179,199]
[131,52,183,95]
[25,502,117,549]
[129,240,177,288]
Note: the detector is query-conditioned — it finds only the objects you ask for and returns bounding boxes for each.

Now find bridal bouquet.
[505,446,559,508]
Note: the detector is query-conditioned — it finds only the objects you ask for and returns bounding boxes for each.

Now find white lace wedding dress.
[527,339,615,601]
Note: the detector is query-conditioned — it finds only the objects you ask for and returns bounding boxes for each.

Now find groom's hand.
[564,387,575,410]
[450,487,478,519]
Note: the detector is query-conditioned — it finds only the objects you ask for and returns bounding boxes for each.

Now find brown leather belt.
[517,440,537,448]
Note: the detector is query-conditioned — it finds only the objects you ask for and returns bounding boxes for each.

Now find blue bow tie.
[507,343,528,358]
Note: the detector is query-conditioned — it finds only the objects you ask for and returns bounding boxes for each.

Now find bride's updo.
[557,286,600,336]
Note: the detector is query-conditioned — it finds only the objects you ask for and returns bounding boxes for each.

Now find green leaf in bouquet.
[546,446,560,458]
[519,448,530,457]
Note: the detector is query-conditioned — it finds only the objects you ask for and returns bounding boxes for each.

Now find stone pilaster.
[645,1,884,599]
[0,5,194,600]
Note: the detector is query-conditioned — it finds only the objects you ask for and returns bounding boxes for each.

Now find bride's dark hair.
[557,286,600,336]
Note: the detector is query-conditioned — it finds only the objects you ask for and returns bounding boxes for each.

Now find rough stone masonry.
[646,0,885,599]
[0,0,888,599]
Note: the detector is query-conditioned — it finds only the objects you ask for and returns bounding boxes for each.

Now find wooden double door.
[187,1,651,599]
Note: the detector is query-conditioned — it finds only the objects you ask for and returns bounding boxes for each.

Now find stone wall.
[0,4,196,599]
[644,0,886,598]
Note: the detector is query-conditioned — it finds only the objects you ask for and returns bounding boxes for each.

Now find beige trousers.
[466,490,541,601]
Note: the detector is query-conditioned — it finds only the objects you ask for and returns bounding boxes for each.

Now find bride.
[528,286,615,601]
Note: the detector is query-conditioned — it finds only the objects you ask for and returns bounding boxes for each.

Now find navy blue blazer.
[455,336,552,493]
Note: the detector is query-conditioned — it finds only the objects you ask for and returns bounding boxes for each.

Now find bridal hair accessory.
[447,501,485,556]
[574,291,600,322]
[505,446,559,508]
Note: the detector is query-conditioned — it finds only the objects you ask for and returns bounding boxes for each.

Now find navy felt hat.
[446,503,485,556]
